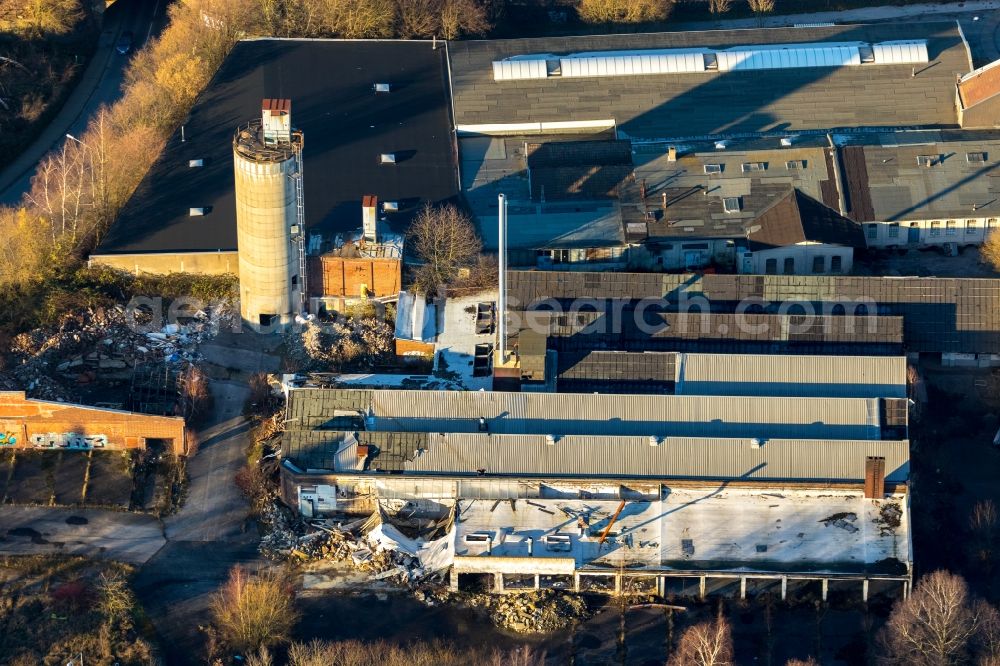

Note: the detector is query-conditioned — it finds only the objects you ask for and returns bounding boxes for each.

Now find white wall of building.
[864,217,1000,247]
[738,243,854,275]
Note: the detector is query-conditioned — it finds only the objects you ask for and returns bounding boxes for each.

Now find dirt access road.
[132,331,282,665]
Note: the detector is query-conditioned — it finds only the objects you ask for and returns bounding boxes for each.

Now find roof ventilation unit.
[188,159,204,167]
[780,137,794,147]
[373,82,391,93]
[492,59,548,81]
[545,434,557,446]
[714,140,728,150]
[380,153,396,164]
[648,435,660,447]
[750,438,762,449]
[382,200,400,212]
[871,40,929,65]
[189,207,205,216]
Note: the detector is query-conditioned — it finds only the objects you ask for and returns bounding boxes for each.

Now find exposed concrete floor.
[0,507,165,563]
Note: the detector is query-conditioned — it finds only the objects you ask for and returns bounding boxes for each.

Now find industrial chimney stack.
[362,195,378,244]
[233,98,305,332]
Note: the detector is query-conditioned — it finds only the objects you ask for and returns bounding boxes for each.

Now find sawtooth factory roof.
[282,430,909,482]
[507,270,1000,354]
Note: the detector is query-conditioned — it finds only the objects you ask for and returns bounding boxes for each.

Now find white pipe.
[497,193,507,363]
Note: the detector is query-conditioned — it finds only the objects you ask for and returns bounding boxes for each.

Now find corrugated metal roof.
[402,434,909,483]
[676,353,906,398]
[507,270,1000,354]
[363,390,883,440]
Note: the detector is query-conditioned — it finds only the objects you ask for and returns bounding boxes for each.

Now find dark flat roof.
[96,39,458,255]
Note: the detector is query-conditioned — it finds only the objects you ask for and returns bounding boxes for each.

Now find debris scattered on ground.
[258,502,451,589]
[2,304,236,401]
[875,502,903,536]
[466,590,591,633]
[819,512,859,533]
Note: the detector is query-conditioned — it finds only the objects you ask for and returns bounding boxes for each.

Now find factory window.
[946,220,957,235]
[765,258,777,274]
[681,243,709,250]
[831,255,843,273]
[812,256,825,273]
[930,221,941,236]
[783,257,795,274]
[967,220,977,234]
[866,224,878,240]
[888,223,900,238]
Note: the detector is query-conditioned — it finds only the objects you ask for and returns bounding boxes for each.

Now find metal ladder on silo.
[294,144,307,314]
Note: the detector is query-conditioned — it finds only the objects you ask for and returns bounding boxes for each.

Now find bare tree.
[288,640,339,666]
[969,499,999,569]
[880,570,982,665]
[396,0,437,37]
[8,0,82,37]
[178,364,212,422]
[708,0,732,14]
[975,601,1000,665]
[210,566,300,653]
[316,0,397,38]
[747,0,775,26]
[577,0,673,23]
[439,0,491,39]
[96,570,135,629]
[245,646,274,666]
[408,203,483,295]
[983,229,1000,274]
[669,614,734,666]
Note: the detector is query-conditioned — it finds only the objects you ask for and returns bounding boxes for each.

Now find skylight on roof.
[742,162,766,172]
[967,152,988,163]
[704,164,722,174]
[723,197,741,213]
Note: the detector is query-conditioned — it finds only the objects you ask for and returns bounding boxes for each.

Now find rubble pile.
[471,590,590,634]
[3,304,236,400]
[258,504,445,587]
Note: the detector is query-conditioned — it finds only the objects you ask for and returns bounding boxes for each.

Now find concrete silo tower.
[233,99,306,331]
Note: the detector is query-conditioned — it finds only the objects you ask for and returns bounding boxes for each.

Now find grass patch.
[0,555,155,664]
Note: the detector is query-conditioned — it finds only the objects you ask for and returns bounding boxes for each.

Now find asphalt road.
[0,0,169,205]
